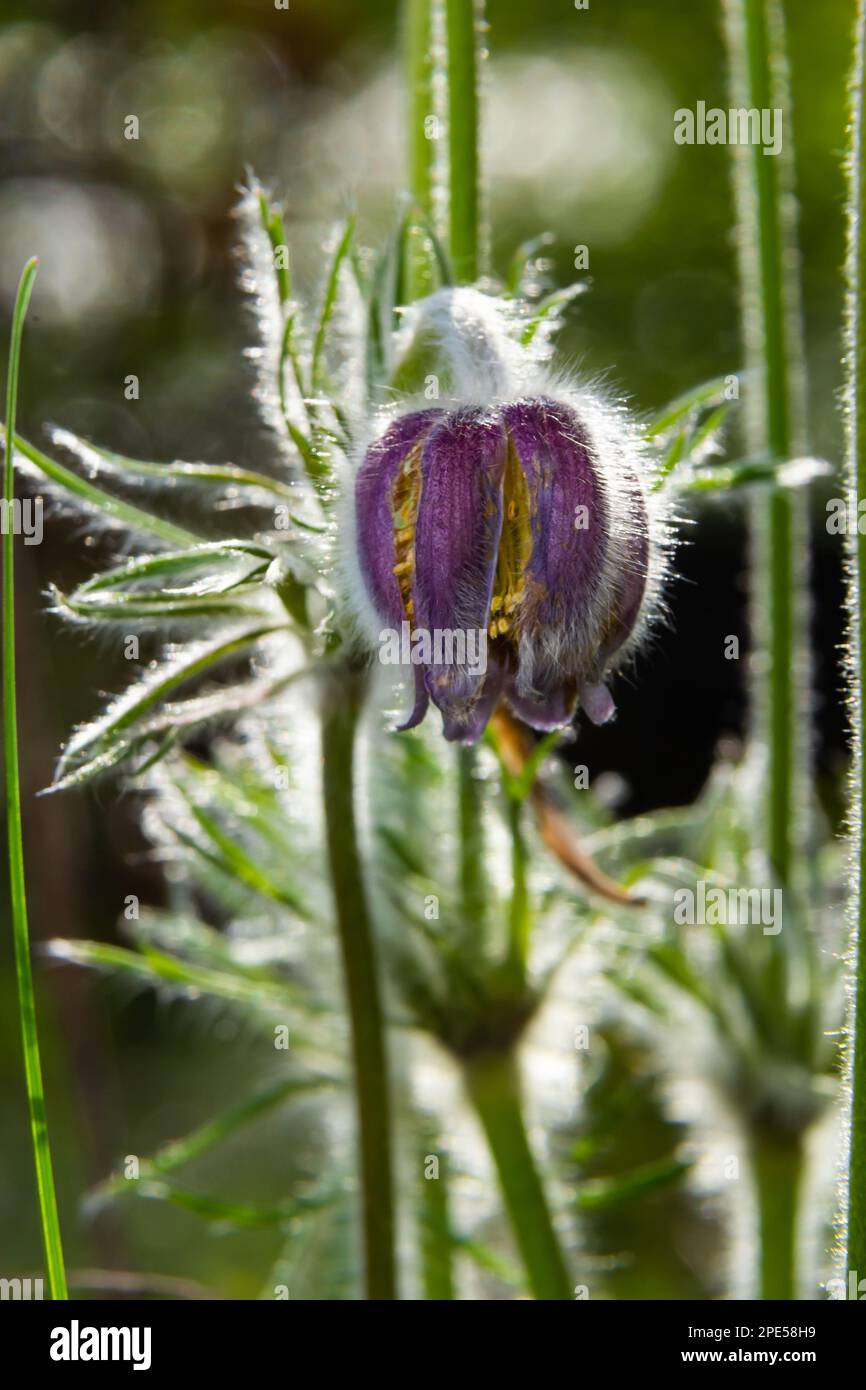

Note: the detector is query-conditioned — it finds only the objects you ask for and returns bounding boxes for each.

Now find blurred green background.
[0,0,852,1297]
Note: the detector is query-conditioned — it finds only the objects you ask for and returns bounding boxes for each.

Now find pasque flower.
[351,289,663,743]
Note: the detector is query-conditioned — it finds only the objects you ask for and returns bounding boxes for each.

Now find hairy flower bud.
[349,291,663,742]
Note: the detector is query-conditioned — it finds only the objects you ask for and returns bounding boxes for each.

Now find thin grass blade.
[2,258,68,1299]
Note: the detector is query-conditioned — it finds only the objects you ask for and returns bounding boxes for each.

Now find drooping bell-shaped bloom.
[350,291,662,743]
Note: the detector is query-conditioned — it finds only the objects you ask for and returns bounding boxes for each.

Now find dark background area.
[0,0,852,1293]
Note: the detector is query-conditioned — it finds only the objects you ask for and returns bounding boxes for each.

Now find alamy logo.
[673,880,782,935]
[674,102,782,157]
[0,1276,43,1299]
[0,496,43,545]
[827,1270,866,1299]
[378,621,487,676]
[50,1320,152,1371]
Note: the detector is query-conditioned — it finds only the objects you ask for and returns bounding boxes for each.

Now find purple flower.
[354,394,655,743]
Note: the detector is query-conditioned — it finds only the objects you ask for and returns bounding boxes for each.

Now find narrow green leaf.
[56,624,287,782]
[174,797,315,921]
[257,191,292,304]
[3,258,68,1299]
[51,430,300,502]
[845,0,866,1283]
[55,589,264,624]
[574,1157,691,1212]
[678,454,830,496]
[646,375,734,438]
[45,938,303,1016]
[453,1236,524,1289]
[78,543,276,596]
[506,232,556,297]
[520,283,588,347]
[139,1182,334,1229]
[9,431,200,548]
[311,218,356,391]
[95,1073,338,1204]
[651,429,688,492]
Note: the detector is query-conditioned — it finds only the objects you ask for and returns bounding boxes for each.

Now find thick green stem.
[406,0,436,223]
[749,1129,803,1300]
[464,1051,571,1300]
[407,0,567,1304]
[445,0,481,283]
[723,0,808,888]
[320,668,396,1299]
[418,1119,456,1300]
[3,259,67,1300]
[404,0,439,302]
[845,0,866,1287]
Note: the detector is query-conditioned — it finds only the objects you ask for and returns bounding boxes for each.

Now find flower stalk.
[320,664,396,1299]
[504,793,530,987]
[444,0,481,284]
[749,1129,803,1301]
[723,0,810,1300]
[405,0,436,225]
[418,1118,456,1299]
[457,744,487,931]
[723,0,809,888]
[464,1051,572,1300]
[404,0,439,302]
[401,0,572,1299]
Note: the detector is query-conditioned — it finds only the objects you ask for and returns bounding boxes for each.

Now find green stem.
[845,0,866,1288]
[404,0,439,305]
[464,1051,572,1300]
[418,1119,456,1300]
[320,667,396,1299]
[457,744,486,932]
[437,1,568,1301]
[505,796,529,986]
[445,0,481,283]
[749,1129,803,1300]
[406,0,436,223]
[430,0,488,927]
[3,258,68,1300]
[723,0,808,888]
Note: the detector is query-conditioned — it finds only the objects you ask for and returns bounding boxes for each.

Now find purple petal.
[505,674,579,732]
[439,652,507,744]
[502,398,608,632]
[413,409,507,708]
[579,682,616,726]
[355,410,442,624]
[596,470,650,666]
[395,664,430,732]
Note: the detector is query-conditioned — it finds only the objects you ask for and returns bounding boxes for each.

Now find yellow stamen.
[390,442,424,618]
[488,439,533,637]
